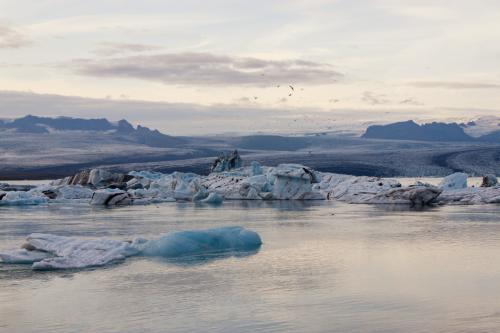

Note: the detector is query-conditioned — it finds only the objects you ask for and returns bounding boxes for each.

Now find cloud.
[93,42,162,56]
[399,98,423,106]
[71,52,342,86]
[361,91,389,105]
[0,21,31,49]
[409,81,500,89]
[2,90,499,136]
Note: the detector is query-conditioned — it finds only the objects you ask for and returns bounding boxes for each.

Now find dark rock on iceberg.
[210,150,242,173]
[481,174,498,187]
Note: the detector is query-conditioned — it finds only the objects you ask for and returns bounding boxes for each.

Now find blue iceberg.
[0,227,262,270]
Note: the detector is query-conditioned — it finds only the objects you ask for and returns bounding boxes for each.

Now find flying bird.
[289,85,294,91]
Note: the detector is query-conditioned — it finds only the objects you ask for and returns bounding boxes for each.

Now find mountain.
[459,116,500,137]
[362,120,475,142]
[5,115,115,131]
[1,115,185,148]
[479,130,500,142]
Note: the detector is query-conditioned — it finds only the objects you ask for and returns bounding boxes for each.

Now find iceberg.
[0,190,48,206]
[56,185,94,200]
[0,248,53,264]
[439,172,468,190]
[0,227,262,270]
[437,186,500,205]
[22,164,498,207]
[141,226,261,258]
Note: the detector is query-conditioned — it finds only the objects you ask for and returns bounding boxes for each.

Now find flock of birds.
[252,84,297,101]
[251,84,340,104]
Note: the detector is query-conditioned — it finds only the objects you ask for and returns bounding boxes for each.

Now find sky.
[0,0,499,135]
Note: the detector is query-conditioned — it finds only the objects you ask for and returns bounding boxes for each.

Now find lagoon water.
[1,201,500,333]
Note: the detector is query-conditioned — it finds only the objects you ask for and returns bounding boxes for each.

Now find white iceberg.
[440,172,468,190]
[437,186,500,205]
[0,248,53,264]
[0,227,262,270]
[57,185,94,200]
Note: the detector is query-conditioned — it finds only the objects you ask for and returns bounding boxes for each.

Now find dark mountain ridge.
[0,115,185,148]
[362,120,499,143]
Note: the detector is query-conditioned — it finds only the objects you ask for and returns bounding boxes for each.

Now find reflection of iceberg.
[0,227,262,270]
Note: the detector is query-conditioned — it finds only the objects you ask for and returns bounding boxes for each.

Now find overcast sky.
[1,0,499,134]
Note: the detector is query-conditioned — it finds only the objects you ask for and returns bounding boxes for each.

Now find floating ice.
[437,187,500,205]
[0,227,262,270]
[0,248,52,264]
[440,172,468,190]
[141,226,261,258]
[14,164,499,207]
[57,185,94,200]
[90,188,132,206]
[200,192,224,204]
[0,190,48,206]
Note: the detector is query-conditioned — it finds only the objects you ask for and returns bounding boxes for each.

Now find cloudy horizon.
[1,0,500,134]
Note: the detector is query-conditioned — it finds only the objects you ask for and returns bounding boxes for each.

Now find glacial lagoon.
[1,200,500,333]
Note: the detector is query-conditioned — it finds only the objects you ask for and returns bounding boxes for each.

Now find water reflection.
[1,201,500,333]
[152,248,261,267]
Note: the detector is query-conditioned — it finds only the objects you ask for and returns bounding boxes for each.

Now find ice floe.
[0,227,262,270]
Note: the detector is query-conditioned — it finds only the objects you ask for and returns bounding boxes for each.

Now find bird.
[288,93,292,97]
[289,85,294,91]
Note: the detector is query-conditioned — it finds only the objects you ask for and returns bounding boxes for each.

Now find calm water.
[1,201,500,333]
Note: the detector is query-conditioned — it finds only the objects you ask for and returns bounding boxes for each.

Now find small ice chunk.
[57,185,94,200]
[90,189,132,206]
[0,249,52,264]
[192,187,209,201]
[200,192,224,204]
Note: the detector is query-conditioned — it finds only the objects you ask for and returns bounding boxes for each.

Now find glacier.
[0,227,262,270]
[0,163,499,206]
